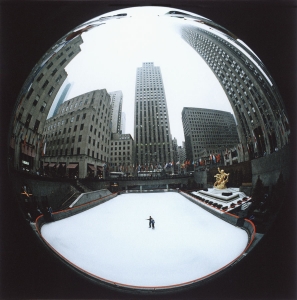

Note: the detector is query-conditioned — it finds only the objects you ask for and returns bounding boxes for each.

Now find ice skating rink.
[41,192,248,287]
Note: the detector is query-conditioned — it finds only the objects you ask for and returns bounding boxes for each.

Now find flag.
[247,143,250,153]
[43,140,47,156]
[252,132,257,150]
[279,121,285,136]
[261,126,266,139]
[19,127,24,142]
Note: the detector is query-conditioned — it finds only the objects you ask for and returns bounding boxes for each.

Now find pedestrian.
[44,206,53,222]
[146,216,152,228]
[151,218,155,229]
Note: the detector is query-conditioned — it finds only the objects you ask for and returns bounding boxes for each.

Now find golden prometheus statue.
[214,168,230,189]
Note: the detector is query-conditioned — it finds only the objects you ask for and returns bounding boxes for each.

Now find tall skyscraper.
[134,62,173,166]
[182,107,239,162]
[109,90,123,134]
[181,24,290,158]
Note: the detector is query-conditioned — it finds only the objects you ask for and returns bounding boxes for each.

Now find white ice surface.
[41,192,248,287]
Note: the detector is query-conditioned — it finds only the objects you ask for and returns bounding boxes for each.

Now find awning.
[97,166,104,171]
[88,165,96,171]
[43,163,49,167]
[21,144,37,157]
[66,163,78,169]
[61,164,65,167]
[49,163,56,168]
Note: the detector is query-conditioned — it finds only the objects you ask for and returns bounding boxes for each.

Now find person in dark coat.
[151,218,155,229]
[146,216,152,228]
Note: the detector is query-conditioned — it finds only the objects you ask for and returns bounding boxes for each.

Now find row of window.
[110,152,131,157]
[45,147,106,161]
[110,140,131,146]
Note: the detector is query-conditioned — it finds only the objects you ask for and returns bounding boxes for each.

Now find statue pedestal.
[192,187,252,212]
[199,188,242,201]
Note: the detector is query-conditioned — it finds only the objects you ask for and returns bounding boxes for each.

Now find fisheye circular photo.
[4,3,295,298]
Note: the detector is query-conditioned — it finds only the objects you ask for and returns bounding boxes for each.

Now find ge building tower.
[134,62,173,167]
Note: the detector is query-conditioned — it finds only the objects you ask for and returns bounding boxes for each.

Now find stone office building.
[41,89,112,178]
[134,62,173,167]
[182,107,239,163]
[109,133,135,175]
[181,24,290,159]
[10,35,83,172]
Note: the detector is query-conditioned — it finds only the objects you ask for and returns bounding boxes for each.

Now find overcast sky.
[49,7,233,145]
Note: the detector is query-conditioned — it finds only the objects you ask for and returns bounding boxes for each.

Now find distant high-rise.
[121,112,126,134]
[53,82,72,116]
[177,144,186,171]
[134,62,173,166]
[109,91,123,134]
[182,107,239,162]
[172,137,178,173]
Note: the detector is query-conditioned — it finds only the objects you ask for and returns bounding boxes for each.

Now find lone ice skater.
[151,218,155,229]
[146,216,152,228]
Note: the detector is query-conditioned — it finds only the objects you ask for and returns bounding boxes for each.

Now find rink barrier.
[69,189,112,207]
[35,191,118,227]
[34,189,256,293]
[118,188,177,194]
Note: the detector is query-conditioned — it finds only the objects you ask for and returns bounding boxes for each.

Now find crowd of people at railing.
[20,185,53,223]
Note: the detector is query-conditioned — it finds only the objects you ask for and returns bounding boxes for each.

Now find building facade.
[109,90,123,134]
[41,89,111,178]
[134,62,173,167]
[181,24,290,159]
[109,133,135,175]
[9,36,83,172]
[182,107,239,163]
